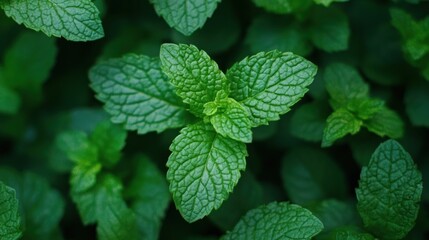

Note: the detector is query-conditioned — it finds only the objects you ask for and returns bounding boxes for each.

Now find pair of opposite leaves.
[89,43,317,222]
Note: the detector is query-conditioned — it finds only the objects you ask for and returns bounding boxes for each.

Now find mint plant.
[0,181,21,240]
[89,43,317,222]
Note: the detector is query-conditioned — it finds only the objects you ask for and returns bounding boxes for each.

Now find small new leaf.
[322,108,362,147]
[89,54,191,134]
[356,140,422,239]
[167,122,247,222]
[227,50,317,127]
[209,98,252,143]
[222,202,324,240]
[0,0,104,41]
[0,182,21,240]
[364,107,404,139]
[150,0,221,36]
[160,44,228,117]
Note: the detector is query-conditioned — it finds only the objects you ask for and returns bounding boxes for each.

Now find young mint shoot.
[89,43,317,222]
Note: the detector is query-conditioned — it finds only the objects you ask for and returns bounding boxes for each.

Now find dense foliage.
[0,0,428,239]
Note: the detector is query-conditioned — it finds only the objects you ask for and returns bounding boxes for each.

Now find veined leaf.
[167,122,247,222]
[322,108,362,147]
[0,182,21,240]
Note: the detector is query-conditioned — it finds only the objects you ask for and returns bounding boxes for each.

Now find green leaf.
[245,15,312,56]
[0,182,21,240]
[90,121,127,167]
[0,0,104,41]
[289,102,329,142]
[309,8,350,52]
[363,107,404,139]
[89,54,191,134]
[56,131,98,164]
[322,108,362,147]
[324,63,369,105]
[150,0,221,36]
[222,202,324,240]
[0,84,20,115]
[321,226,375,240]
[209,98,252,143]
[309,200,360,233]
[160,43,228,117]
[356,140,422,239]
[0,169,64,239]
[313,0,348,7]
[252,0,313,14]
[281,147,348,204]
[405,82,429,128]
[227,50,317,127]
[346,98,385,120]
[2,31,56,102]
[126,156,170,240]
[167,122,247,222]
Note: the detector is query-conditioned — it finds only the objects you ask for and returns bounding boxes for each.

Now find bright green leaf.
[363,107,404,139]
[167,122,247,222]
[281,147,348,204]
[0,0,104,41]
[252,0,313,14]
[322,108,362,147]
[227,50,317,127]
[0,182,21,240]
[89,54,191,134]
[150,0,221,36]
[56,131,98,164]
[309,8,350,52]
[324,63,369,105]
[222,202,324,240]
[126,156,170,240]
[0,169,64,239]
[356,140,422,239]
[209,98,252,143]
[346,98,385,120]
[160,43,228,117]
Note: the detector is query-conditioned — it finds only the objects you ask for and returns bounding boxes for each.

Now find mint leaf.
[405,83,429,127]
[0,85,20,115]
[150,0,221,36]
[0,0,104,41]
[89,54,191,134]
[290,102,329,142]
[246,15,312,56]
[222,202,324,240]
[0,182,21,240]
[310,200,360,233]
[2,31,56,102]
[90,121,127,167]
[0,169,64,239]
[309,8,350,52]
[160,43,228,117]
[252,0,313,14]
[281,147,348,204]
[322,108,362,147]
[321,226,375,240]
[227,50,317,127]
[324,63,369,105]
[167,122,247,222]
[356,140,422,239]
[209,98,252,143]
[126,156,170,240]
[364,107,404,139]
[346,98,385,120]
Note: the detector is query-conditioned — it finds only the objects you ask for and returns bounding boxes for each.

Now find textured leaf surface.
[309,8,350,52]
[0,169,64,239]
[0,0,104,41]
[209,98,252,143]
[89,54,190,134]
[356,140,422,239]
[364,107,404,139]
[322,108,362,147]
[324,63,369,105]
[127,156,170,240]
[150,0,221,36]
[0,182,21,240]
[167,122,247,222]
[160,44,228,117]
[222,202,323,240]
[227,51,317,127]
